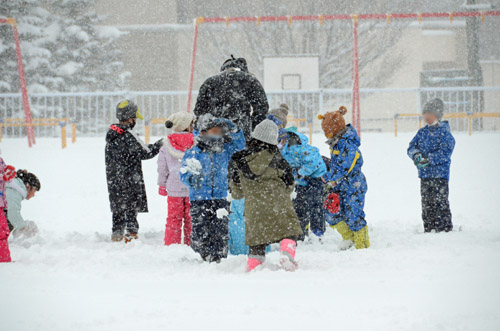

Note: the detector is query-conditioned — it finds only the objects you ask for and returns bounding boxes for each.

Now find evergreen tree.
[0,0,126,93]
[0,0,55,93]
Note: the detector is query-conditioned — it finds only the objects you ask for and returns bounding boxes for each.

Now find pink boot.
[280,239,298,271]
[246,256,264,272]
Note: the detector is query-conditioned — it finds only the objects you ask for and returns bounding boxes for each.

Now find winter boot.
[353,226,370,249]
[111,233,124,242]
[333,221,354,241]
[124,232,138,243]
[246,256,265,272]
[279,239,298,271]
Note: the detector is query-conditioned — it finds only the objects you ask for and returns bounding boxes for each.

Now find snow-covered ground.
[1,132,499,330]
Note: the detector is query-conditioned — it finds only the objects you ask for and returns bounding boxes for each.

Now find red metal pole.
[186,18,202,113]
[9,18,35,147]
[352,16,361,136]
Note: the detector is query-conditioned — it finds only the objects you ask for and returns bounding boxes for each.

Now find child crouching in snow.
[280,127,327,241]
[229,120,303,272]
[407,98,455,233]
[180,114,245,263]
[6,169,41,238]
[157,111,195,246]
[318,106,370,249]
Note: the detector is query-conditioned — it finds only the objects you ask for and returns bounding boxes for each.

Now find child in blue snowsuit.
[281,127,326,241]
[407,98,455,232]
[318,106,370,249]
[180,114,245,262]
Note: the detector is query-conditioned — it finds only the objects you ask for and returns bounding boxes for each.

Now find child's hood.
[285,128,309,145]
[247,150,275,177]
[105,124,128,143]
[341,124,361,148]
[7,177,27,199]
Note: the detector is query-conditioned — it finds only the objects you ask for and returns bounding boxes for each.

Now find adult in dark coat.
[105,100,163,242]
[193,55,269,140]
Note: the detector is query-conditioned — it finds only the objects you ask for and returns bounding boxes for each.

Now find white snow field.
[1,132,499,331]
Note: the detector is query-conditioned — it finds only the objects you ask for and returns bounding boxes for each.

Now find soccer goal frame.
[186,10,500,135]
[0,17,35,147]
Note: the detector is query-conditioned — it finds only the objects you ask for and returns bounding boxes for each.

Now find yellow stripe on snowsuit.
[331,150,360,174]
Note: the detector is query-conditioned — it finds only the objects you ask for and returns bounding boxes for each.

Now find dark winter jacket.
[105,124,162,213]
[193,59,269,139]
[407,121,455,180]
[229,142,302,246]
[180,129,245,201]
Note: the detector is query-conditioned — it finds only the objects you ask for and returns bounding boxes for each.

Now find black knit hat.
[220,55,248,72]
[16,169,41,191]
[423,98,444,120]
[116,100,143,121]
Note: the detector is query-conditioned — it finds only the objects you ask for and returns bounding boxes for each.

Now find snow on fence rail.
[0,87,499,139]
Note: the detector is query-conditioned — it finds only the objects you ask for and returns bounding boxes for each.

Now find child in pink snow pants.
[0,157,16,262]
[157,112,195,246]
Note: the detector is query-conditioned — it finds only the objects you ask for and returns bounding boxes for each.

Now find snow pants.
[112,210,138,236]
[228,198,247,255]
[165,196,192,246]
[420,178,453,232]
[327,172,367,232]
[190,199,229,262]
[0,209,12,263]
[293,177,326,240]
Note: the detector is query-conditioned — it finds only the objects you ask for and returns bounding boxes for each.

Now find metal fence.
[1,86,499,139]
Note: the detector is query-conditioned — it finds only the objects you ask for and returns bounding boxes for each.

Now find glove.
[214,118,238,132]
[154,139,164,148]
[413,153,429,168]
[323,192,340,214]
[158,186,167,196]
[12,220,39,239]
[3,165,16,182]
[189,174,203,189]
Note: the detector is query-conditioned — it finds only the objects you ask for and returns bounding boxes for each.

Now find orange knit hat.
[317,106,348,138]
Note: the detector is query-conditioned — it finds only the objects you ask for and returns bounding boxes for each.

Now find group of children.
[101,96,455,271]
[0,95,454,267]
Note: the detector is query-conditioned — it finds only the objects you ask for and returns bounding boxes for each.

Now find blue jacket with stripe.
[324,125,366,192]
[407,121,455,181]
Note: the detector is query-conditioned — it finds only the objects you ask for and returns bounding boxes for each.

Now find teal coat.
[6,177,28,230]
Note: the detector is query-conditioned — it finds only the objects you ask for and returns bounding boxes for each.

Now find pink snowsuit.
[0,157,12,262]
[157,133,194,246]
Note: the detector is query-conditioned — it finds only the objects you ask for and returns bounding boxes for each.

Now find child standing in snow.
[5,170,41,238]
[157,112,195,246]
[280,127,327,241]
[180,114,245,263]
[229,120,303,271]
[408,98,455,232]
[318,106,370,249]
[105,100,163,243]
[0,159,16,262]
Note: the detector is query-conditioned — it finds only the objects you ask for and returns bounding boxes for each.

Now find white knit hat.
[165,112,195,132]
[251,119,279,145]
